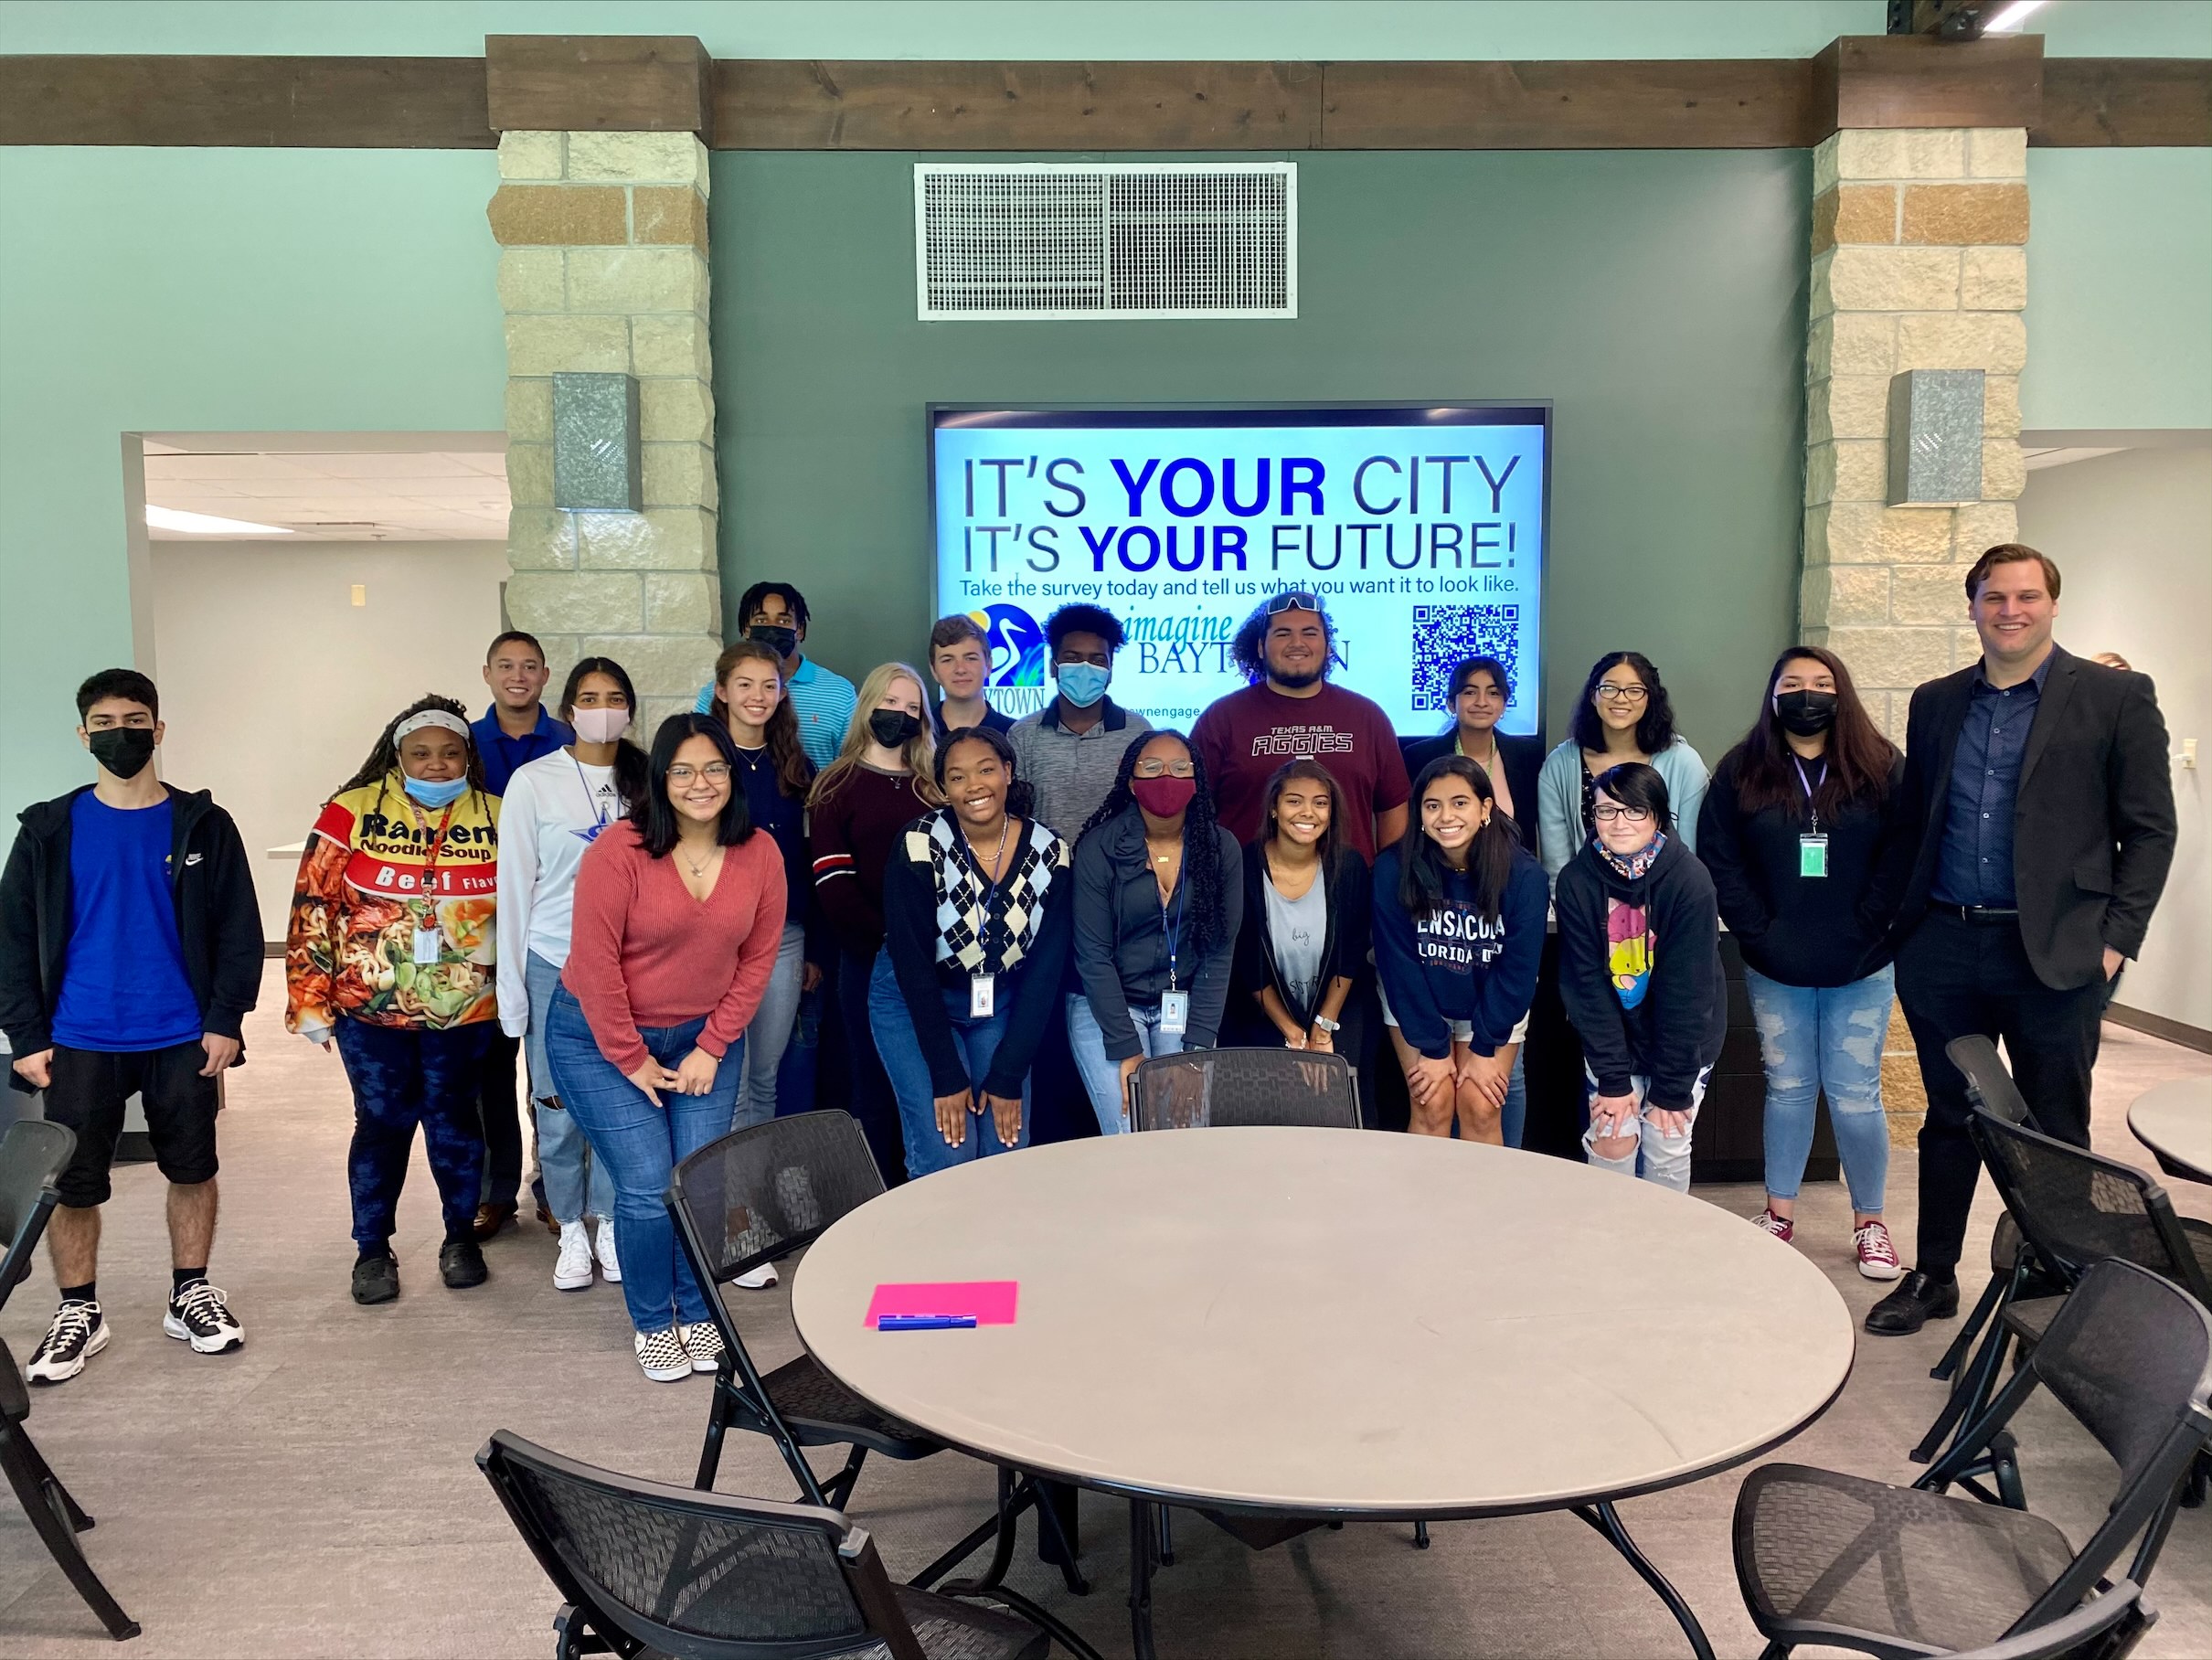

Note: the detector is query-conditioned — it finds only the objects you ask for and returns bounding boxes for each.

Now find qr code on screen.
[1409,605,1521,714]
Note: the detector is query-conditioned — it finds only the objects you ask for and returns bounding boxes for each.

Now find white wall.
[2016,446,2212,1034]
[150,539,509,941]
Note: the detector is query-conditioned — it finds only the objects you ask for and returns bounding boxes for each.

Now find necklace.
[680,841,718,878]
[963,814,1011,882]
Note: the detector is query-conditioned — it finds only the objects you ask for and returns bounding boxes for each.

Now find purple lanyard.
[1792,756,1828,834]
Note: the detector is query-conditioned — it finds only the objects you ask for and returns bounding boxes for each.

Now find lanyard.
[955,815,1014,956]
[403,797,461,899]
[1791,756,1828,834]
[570,754,611,829]
[1158,861,1188,992]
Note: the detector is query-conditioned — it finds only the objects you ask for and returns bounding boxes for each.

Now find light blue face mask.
[1056,661,1111,708]
[401,774,469,810]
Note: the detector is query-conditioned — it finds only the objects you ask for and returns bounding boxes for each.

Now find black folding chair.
[476,1430,1064,1660]
[1734,1258,2211,1660]
[0,1119,77,1316]
[1927,1038,2044,1394]
[1127,1048,1360,1131]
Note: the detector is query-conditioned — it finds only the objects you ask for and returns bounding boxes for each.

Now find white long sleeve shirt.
[495,750,626,1037]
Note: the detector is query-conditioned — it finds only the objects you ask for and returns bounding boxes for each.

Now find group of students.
[2,540,2175,1387]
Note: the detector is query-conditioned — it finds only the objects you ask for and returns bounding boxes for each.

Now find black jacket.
[1555,835,1727,1112]
[1072,807,1244,1060]
[1697,749,1913,987]
[1893,647,2175,988]
[1400,730,1545,846]
[2,785,262,1091]
[1228,840,1371,1038]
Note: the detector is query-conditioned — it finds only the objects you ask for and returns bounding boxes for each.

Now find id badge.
[412,926,442,965]
[1799,835,1830,878]
[970,974,995,1018]
[1158,990,1190,1037]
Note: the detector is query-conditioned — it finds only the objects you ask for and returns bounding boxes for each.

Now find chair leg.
[1412,1519,1430,1549]
[0,1428,141,1642]
[694,1381,733,1490]
[1155,1506,1175,1567]
[5,1422,93,1532]
[1930,1275,2003,1382]
[1911,1316,2010,1465]
[1031,1478,1090,1596]
[823,1445,868,1510]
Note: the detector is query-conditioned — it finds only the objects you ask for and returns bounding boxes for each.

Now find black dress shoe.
[352,1252,399,1306]
[1865,1270,1960,1335]
[440,1238,490,1289]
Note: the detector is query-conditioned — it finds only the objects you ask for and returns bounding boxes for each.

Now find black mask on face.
[88,727,157,780]
[868,709,921,749]
[748,624,799,660]
[1774,690,1840,738]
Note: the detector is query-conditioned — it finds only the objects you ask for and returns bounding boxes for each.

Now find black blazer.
[1400,730,1545,846]
[1894,646,2175,989]
[1229,839,1372,1034]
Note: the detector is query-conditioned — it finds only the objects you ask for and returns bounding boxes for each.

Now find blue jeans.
[1744,963,1893,1215]
[868,951,1030,1178]
[1501,1046,1528,1150]
[524,952,613,1225]
[544,984,739,1335]
[1582,1066,1708,1193]
[731,921,805,1130]
[1067,993,1186,1136]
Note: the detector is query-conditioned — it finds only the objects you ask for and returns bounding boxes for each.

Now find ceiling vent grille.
[915,163,1296,322]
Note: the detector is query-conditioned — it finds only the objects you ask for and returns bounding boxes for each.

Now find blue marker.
[877,1314,978,1331]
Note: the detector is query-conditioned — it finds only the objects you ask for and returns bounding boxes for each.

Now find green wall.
[711,150,1810,753]
[0,147,505,829]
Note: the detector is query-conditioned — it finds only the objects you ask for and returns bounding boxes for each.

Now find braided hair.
[1079,729,1230,962]
[337,693,488,815]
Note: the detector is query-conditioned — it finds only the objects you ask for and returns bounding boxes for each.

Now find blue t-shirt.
[50,793,204,1052]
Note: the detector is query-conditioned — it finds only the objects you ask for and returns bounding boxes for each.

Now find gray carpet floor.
[1,963,2206,1658]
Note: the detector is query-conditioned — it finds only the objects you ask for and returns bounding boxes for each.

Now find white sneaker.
[553,1220,594,1292]
[681,1321,726,1373]
[634,1327,691,1382]
[592,1217,622,1283]
[733,1261,778,1290]
[27,1300,108,1385]
[164,1279,245,1354]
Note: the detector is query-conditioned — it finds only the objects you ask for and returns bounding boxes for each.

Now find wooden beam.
[1810,34,2042,136]
[2036,58,2212,147]
[485,35,713,139]
[711,59,1322,150]
[1319,59,1816,149]
[0,54,493,147]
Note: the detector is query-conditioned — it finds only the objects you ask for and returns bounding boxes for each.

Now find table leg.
[1571,1501,1716,1660]
[1128,1498,1159,1660]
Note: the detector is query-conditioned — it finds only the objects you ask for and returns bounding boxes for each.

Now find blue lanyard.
[570,753,611,840]
[1159,865,1187,992]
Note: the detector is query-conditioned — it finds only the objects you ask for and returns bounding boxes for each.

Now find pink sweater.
[562,823,789,1075]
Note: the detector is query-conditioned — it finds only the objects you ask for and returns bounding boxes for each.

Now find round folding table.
[792,1128,1855,1658]
[2128,1076,2212,1184]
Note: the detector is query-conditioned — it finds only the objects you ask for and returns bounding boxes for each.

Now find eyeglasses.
[1591,804,1652,824]
[1264,591,1322,616]
[667,763,732,784]
[1595,683,1650,703]
[1133,760,1196,779]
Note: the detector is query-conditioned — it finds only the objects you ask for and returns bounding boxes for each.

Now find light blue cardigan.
[1535,736,1710,880]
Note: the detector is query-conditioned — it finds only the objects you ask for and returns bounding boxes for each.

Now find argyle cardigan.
[901,810,1069,975]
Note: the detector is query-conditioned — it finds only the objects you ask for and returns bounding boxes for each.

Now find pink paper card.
[866,1281,1019,1327]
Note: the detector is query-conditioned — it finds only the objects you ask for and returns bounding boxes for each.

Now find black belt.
[1936,903,2021,925]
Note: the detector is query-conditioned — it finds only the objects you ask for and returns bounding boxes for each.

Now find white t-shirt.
[495,750,627,1037]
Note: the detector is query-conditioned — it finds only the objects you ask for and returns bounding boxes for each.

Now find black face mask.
[868,709,921,749]
[1774,690,1840,738]
[748,624,799,660]
[88,727,156,780]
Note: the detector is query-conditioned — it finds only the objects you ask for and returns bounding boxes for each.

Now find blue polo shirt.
[472,705,572,797]
[1933,654,2050,909]
[692,654,858,771]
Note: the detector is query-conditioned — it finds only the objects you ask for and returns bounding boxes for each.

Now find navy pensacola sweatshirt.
[1370,842,1547,1061]
[1554,835,1728,1113]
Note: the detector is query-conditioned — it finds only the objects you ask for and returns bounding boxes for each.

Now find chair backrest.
[669,1111,886,1288]
[477,1430,923,1660]
[1129,1048,1360,1132]
[1954,1580,2147,1660]
[0,1120,76,1314]
[1967,1107,2210,1303]
[1946,1036,2037,1130]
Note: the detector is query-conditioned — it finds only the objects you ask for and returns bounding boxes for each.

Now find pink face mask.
[572,707,630,745]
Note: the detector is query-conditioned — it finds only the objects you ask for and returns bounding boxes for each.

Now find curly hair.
[337,694,488,815]
[1568,651,1678,756]
[1228,591,1344,685]
[1079,729,1230,963]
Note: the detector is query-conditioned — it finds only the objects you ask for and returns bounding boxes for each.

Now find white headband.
[393,709,472,743]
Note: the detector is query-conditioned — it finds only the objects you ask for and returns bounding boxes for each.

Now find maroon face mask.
[1130,774,1196,818]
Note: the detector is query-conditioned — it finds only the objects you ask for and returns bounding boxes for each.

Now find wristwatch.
[1312,1015,1341,1034]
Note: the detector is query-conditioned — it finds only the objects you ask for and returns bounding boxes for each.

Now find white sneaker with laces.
[27,1300,108,1385]
[553,1220,594,1292]
[681,1321,726,1373]
[592,1217,622,1282]
[733,1261,778,1290]
[164,1280,244,1354]
[634,1327,691,1382]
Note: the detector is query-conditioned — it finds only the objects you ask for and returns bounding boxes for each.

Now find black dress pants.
[476,1029,526,1212]
[1894,911,2106,1274]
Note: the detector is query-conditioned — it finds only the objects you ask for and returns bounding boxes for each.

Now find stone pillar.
[1802,126,2029,1146]
[489,130,719,734]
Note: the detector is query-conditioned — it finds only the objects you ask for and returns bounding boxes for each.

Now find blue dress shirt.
[1932,654,2051,908]
[472,705,573,797]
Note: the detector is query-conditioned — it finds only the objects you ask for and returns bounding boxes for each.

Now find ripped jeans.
[1744,963,1893,1214]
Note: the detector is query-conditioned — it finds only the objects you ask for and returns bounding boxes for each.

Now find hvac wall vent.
[915,163,1296,322]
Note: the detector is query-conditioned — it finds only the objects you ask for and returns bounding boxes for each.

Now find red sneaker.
[1752,1208,1793,1242]
[1854,1219,1903,1281]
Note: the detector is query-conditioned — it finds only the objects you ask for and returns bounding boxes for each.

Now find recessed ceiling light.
[145,505,293,536]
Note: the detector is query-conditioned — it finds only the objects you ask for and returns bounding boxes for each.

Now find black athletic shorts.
[40,1042,220,1208]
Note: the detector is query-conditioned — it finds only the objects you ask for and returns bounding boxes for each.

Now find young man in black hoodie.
[0,670,261,1383]
[1554,761,1727,1192]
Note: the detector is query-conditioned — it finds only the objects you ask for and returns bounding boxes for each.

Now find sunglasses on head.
[1264,591,1322,616]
